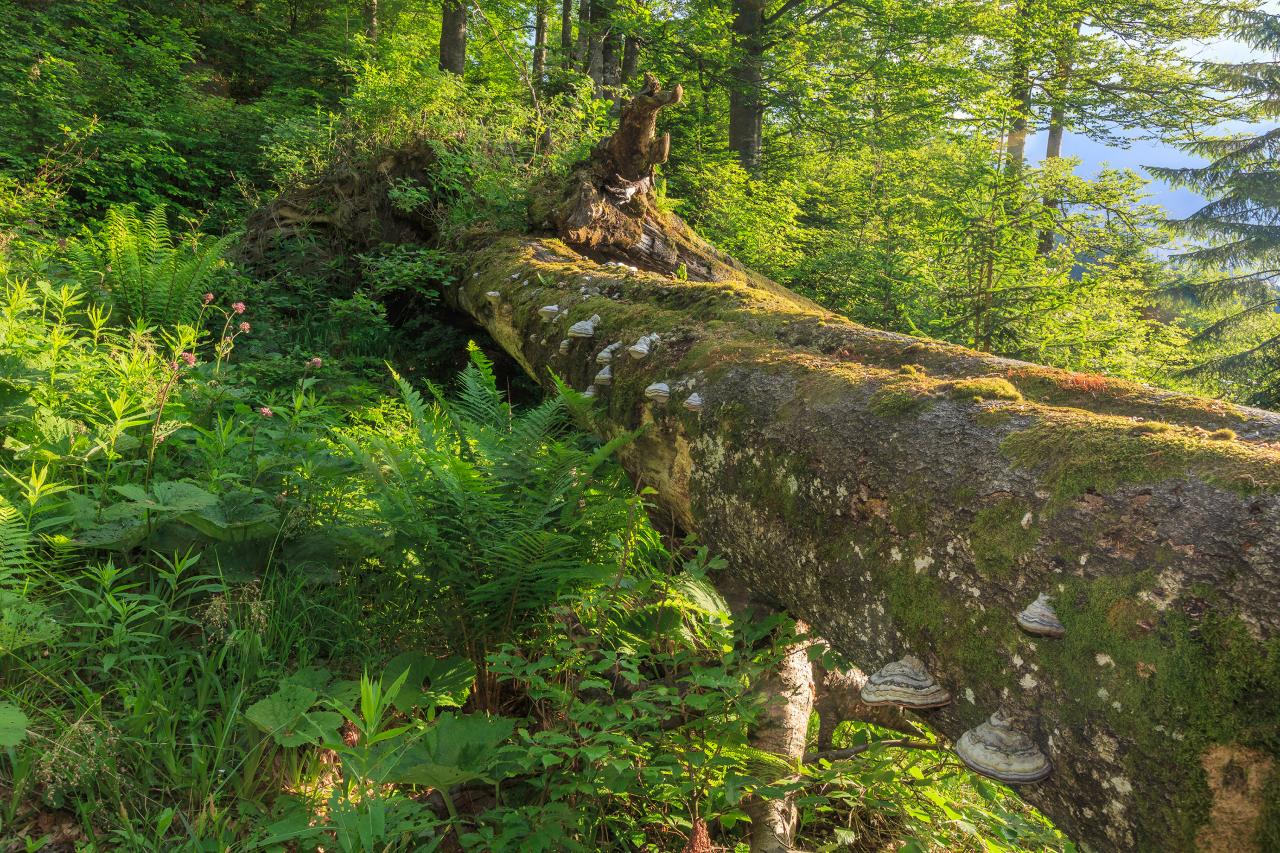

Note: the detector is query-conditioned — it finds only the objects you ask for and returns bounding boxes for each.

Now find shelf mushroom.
[682,393,704,412]
[485,290,501,304]
[1016,593,1066,638]
[644,382,670,404]
[568,314,602,339]
[558,339,570,354]
[955,710,1052,784]
[538,304,560,321]
[594,365,612,386]
[583,385,597,399]
[859,656,951,709]
[596,342,621,365]
[628,335,652,359]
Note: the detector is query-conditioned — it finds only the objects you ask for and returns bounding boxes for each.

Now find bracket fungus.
[1016,593,1066,639]
[596,342,621,365]
[558,339,570,354]
[594,365,613,386]
[583,385,597,399]
[485,290,502,304]
[628,335,653,359]
[859,655,951,709]
[955,710,1052,784]
[644,382,670,404]
[538,304,560,321]
[568,314,602,338]
[682,393,704,412]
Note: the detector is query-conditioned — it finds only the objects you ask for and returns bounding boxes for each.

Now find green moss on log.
[947,377,1024,402]
[969,499,1039,579]
[1001,410,1280,506]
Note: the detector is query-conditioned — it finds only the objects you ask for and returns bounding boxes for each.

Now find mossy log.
[445,80,1280,852]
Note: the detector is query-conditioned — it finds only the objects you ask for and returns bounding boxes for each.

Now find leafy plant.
[69,205,233,329]
[340,344,635,699]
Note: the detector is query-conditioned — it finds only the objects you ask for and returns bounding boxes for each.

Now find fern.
[0,495,28,588]
[345,346,641,672]
[70,205,233,329]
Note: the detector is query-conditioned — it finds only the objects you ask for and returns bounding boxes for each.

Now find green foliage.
[338,344,638,675]
[1149,11,1280,404]
[2,0,1269,847]
[68,206,233,329]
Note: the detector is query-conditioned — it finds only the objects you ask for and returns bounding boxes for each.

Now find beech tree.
[427,76,1280,852]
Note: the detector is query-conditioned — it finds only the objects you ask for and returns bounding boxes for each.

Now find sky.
[1031,31,1270,218]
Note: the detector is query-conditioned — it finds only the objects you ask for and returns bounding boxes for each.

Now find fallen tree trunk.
[440,76,1280,852]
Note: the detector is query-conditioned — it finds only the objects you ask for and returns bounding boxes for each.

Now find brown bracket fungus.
[955,710,1052,784]
[859,655,951,709]
[1017,593,1066,639]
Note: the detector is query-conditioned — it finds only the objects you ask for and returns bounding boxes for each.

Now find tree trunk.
[621,35,640,85]
[445,78,1280,852]
[560,0,574,68]
[439,0,467,75]
[576,0,591,70]
[1005,72,1033,172]
[1038,20,1080,256]
[728,0,766,171]
[602,28,622,102]
[586,0,607,91]
[744,623,815,853]
[366,0,378,43]
[534,0,549,83]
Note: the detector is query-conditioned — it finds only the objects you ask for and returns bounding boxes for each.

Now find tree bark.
[744,624,815,853]
[621,35,640,85]
[439,0,467,75]
[447,79,1280,852]
[728,0,766,171]
[602,27,622,102]
[560,0,574,68]
[534,0,549,83]
[1038,20,1081,256]
[366,0,378,43]
[1005,71,1033,172]
[586,0,607,91]
[576,0,592,70]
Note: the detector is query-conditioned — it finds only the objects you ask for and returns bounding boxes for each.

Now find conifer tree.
[1151,10,1280,399]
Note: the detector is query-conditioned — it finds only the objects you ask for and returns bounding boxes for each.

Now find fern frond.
[0,496,29,587]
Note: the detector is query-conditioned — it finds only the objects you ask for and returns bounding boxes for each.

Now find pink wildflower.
[203,292,215,304]
[239,321,250,333]
[181,352,196,367]
[308,357,323,369]
[232,301,246,314]
[258,406,273,418]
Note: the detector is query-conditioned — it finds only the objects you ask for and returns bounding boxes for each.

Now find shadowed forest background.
[2,0,1280,849]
